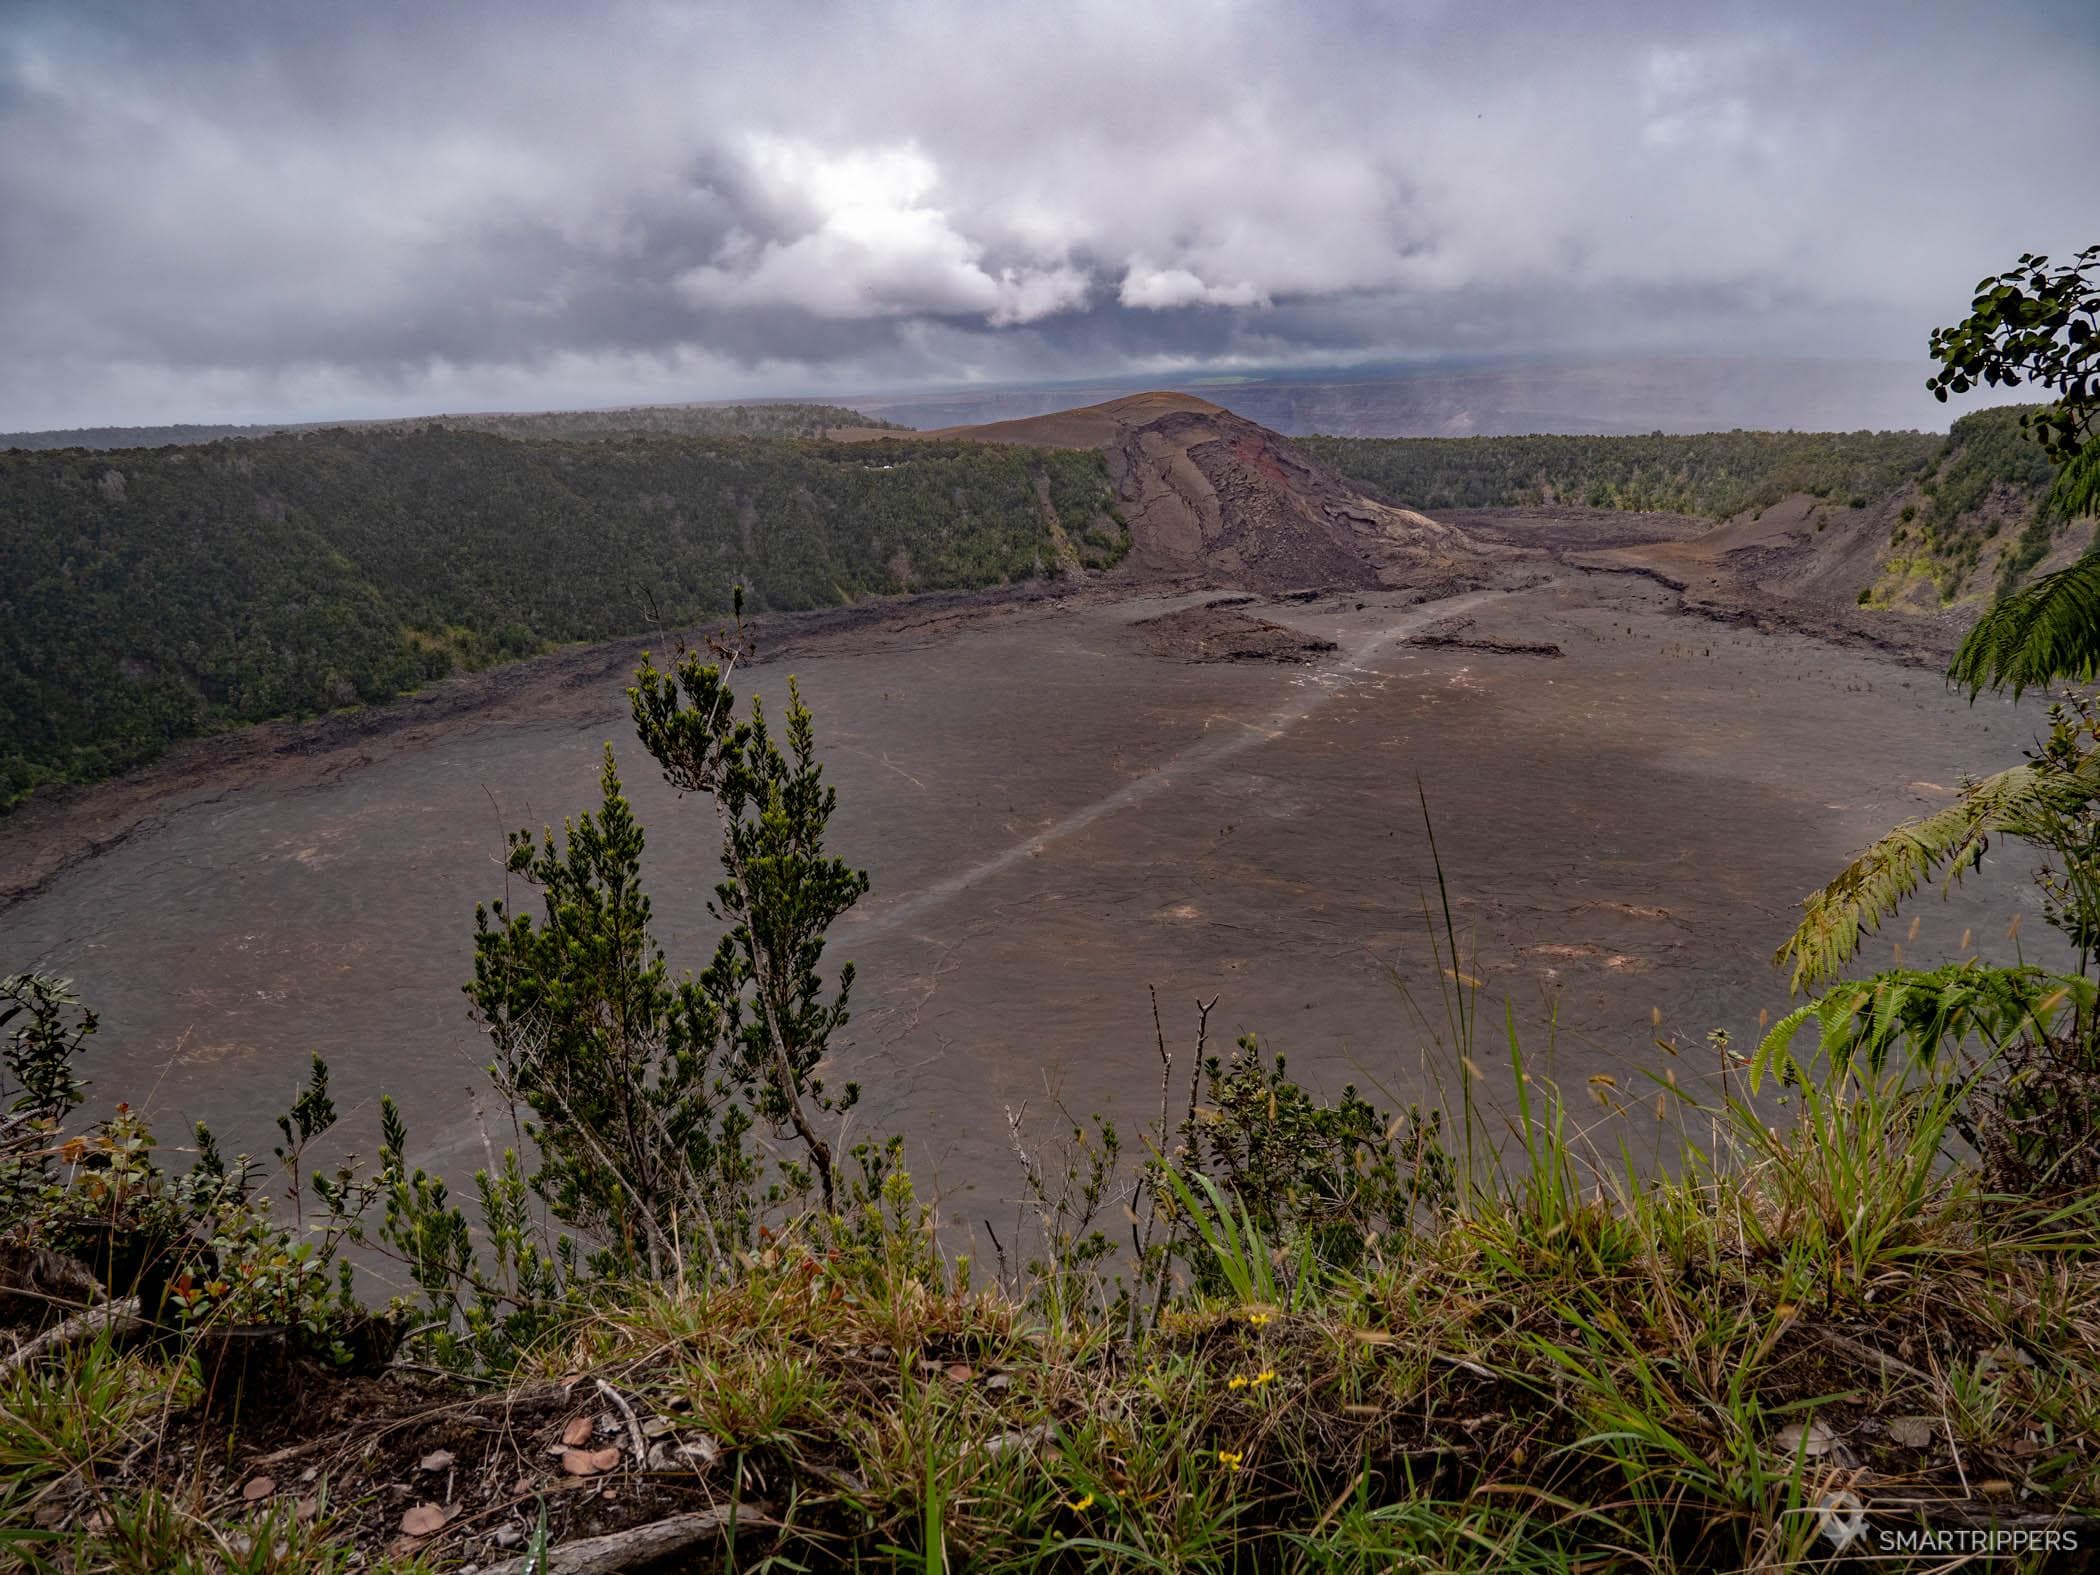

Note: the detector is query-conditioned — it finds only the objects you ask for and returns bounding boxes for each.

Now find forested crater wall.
[0,429,1119,808]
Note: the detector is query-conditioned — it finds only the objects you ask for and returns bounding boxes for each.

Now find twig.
[1147,996,1217,1331]
[1858,1494,2100,1534]
[1,1296,141,1370]
[977,1422,1056,1458]
[595,1374,648,1460]
[476,1508,755,1575]
[1427,1348,1498,1381]
[1815,1326,1935,1388]
[1184,996,1217,1159]
[388,1360,501,1387]
[982,1217,1009,1288]
[248,1379,575,1468]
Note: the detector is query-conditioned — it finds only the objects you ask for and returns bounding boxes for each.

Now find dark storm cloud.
[1,0,2095,427]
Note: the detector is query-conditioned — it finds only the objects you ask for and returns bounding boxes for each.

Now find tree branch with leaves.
[627,610,869,1215]
[1936,246,2100,696]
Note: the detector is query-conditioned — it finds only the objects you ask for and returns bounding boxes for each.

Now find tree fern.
[1950,547,2100,699]
[1948,434,2100,699]
[1754,961,2091,1090]
[1784,248,2100,1001]
[2047,434,2100,528]
[1780,747,2100,991]
[1776,762,2060,992]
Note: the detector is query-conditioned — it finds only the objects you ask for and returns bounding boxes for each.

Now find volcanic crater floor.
[0,547,2058,1259]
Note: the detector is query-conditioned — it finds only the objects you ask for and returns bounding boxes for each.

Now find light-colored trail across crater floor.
[0,562,2066,1276]
[852,588,1502,941]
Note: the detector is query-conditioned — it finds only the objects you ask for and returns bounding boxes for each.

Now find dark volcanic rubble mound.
[923,391,1478,593]
[1135,601,1341,663]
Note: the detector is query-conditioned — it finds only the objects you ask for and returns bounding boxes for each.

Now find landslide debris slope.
[922,391,1480,592]
[1575,412,2088,663]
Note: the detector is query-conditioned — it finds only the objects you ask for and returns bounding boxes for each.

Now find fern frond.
[1754,1000,1821,1081]
[2045,433,2100,530]
[1752,962,2092,1091]
[1775,763,2050,992]
[1949,433,2100,697]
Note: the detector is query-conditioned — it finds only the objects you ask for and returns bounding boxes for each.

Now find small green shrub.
[1,988,372,1357]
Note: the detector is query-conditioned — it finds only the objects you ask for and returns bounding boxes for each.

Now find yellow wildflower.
[1245,1311,1272,1328]
[1063,1492,1095,1512]
[1227,1375,1248,1390]
[1217,1449,1244,1471]
[1250,1368,1276,1388]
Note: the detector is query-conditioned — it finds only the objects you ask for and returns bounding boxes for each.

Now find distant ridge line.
[0,401,904,452]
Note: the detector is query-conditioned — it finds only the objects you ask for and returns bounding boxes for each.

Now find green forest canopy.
[0,427,1120,809]
[1297,426,1946,517]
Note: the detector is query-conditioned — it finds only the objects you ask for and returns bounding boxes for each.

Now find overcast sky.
[2,0,2095,430]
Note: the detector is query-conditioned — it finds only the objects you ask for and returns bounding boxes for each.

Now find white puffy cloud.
[1119,266,1269,311]
[674,137,1090,324]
